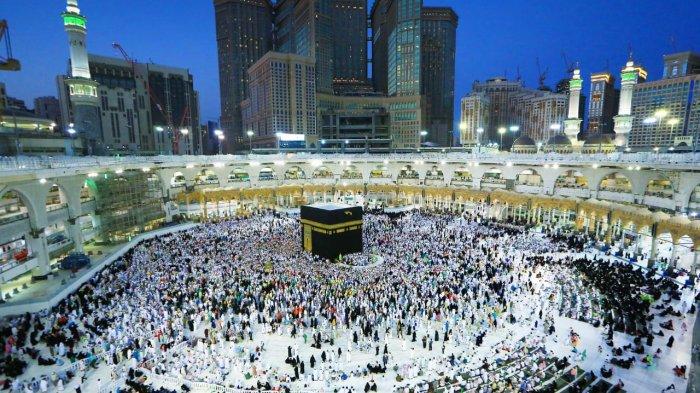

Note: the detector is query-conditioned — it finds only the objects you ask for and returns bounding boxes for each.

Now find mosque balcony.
[424,179,446,187]
[554,187,591,199]
[450,180,473,188]
[642,195,676,211]
[597,190,635,204]
[46,204,69,223]
[1,255,38,284]
[480,179,507,189]
[368,177,394,184]
[0,218,31,245]
[80,198,96,213]
[514,184,543,194]
[308,177,336,185]
[193,182,221,191]
[397,178,420,185]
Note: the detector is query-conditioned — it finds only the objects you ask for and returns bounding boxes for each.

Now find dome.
[512,135,536,147]
[547,134,571,146]
[582,134,616,153]
[583,134,614,146]
[510,135,537,154]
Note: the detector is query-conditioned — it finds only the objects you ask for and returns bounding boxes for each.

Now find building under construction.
[56,0,201,156]
[88,169,165,243]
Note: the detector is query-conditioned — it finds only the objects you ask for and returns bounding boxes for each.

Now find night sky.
[3,0,699,128]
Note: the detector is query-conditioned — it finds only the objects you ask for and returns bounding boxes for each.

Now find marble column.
[28,228,51,279]
[68,218,84,253]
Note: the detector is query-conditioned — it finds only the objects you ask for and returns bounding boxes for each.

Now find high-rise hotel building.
[216,0,457,151]
[214,0,274,152]
[628,52,700,149]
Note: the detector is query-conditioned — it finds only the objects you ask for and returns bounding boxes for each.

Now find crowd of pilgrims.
[0,209,696,393]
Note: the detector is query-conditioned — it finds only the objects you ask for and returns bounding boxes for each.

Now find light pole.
[419,130,428,152]
[498,127,506,151]
[476,127,484,153]
[217,133,225,155]
[246,130,254,153]
[275,132,283,154]
[508,125,519,151]
[214,129,224,155]
[180,128,189,155]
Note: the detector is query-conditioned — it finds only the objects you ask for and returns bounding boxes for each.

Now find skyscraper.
[420,7,458,146]
[459,92,489,146]
[273,0,334,94]
[586,72,619,135]
[332,0,369,90]
[241,52,317,147]
[462,80,566,147]
[214,0,273,152]
[628,51,700,149]
[60,0,102,155]
[371,0,423,97]
[34,97,62,128]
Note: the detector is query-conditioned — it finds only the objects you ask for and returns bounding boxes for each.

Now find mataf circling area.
[1,211,696,393]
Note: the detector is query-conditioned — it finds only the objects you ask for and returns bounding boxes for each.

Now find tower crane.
[536,57,549,91]
[561,52,576,75]
[112,42,190,154]
[0,20,21,71]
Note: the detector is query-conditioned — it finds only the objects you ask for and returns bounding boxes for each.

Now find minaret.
[61,0,102,154]
[564,68,584,149]
[613,56,647,149]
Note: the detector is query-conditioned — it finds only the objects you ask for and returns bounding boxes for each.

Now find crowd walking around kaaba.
[0,210,697,392]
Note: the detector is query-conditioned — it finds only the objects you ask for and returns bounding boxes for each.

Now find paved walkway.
[689,310,700,393]
[0,223,196,317]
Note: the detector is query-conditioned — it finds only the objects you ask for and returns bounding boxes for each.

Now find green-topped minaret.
[60,0,103,154]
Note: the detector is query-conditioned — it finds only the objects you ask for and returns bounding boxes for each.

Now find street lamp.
[498,127,506,151]
[246,130,254,152]
[155,126,164,132]
[476,127,484,153]
[217,134,225,154]
[419,130,428,151]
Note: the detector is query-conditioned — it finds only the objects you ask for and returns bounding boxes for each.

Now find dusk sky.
[2,0,700,128]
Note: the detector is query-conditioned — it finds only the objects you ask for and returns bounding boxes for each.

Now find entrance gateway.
[299,203,363,261]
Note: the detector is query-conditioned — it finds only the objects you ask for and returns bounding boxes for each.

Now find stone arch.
[645,175,674,198]
[451,166,473,186]
[171,171,187,187]
[397,164,419,180]
[312,166,334,179]
[425,165,444,181]
[480,168,505,189]
[515,168,542,186]
[599,172,633,193]
[228,167,250,183]
[284,166,306,180]
[193,169,220,185]
[369,164,391,180]
[340,165,362,180]
[1,184,47,229]
[688,183,700,217]
[258,166,278,182]
[555,170,589,190]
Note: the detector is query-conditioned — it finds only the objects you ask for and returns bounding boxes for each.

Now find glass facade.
[215,0,274,149]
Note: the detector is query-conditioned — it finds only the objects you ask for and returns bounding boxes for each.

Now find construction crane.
[112,42,190,154]
[561,52,576,75]
[536,57,549,91]
[0,20,21,71]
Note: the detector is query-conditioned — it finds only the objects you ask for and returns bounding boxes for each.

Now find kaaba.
[300,203,363,260]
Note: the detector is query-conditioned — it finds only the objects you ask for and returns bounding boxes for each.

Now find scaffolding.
[90,170,164,243]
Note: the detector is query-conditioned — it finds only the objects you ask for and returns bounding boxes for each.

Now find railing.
[1,151,699,172]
